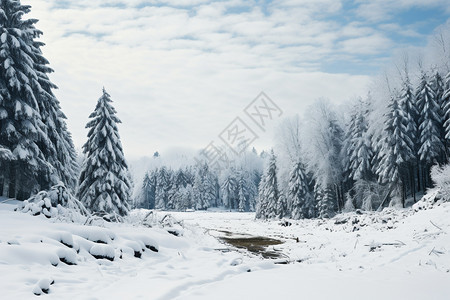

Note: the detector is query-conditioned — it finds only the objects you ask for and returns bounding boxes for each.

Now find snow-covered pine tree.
[0,1,78,199]
[220,169,238,209]
[343,99,383,209]
[346,99,373,181]
[313,182,322,218]
[416,71,444,188]
[236,169,257,212]
[174,169,188,188]
[194,163,215,210]
[238,185,245,212]
[399,76,419,154]
[255,176,267,219]
[140,171,156,209]
[205,166,218,208]
[317,185,335,218]
[443,71,450,145]
[276,194,287,219]
[155,166,170,209]
[177,185,193,211]
[77,89,131,216]
[288,160,314,219]
[397,76,420,200]
[431,70,447,162]
[255,150,280,219]
[376,92,413,207]
[192,170,202,210]
[247,171,259,211]
[432,70,445,110]
[167,172,180,210]
[327,118,345,211]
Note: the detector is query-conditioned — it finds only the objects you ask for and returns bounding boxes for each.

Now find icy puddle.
[212,230,285,260]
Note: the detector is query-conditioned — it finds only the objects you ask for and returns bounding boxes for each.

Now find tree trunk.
[417,161,422,193]
[2,177,10,198]
[409,165,416,202]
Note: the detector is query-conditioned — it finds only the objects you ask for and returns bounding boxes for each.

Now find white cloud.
[337,34,393,55]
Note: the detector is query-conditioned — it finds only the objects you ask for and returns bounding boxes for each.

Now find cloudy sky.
[27,0,450,159]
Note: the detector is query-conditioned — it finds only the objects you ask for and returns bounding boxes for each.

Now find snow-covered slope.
[0,196,449,299]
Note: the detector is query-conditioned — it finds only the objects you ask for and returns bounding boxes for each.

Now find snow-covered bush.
[16,183,89,222]
[431,164,450,201]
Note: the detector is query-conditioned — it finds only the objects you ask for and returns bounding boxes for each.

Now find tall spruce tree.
[77,89,130,216]
[155,166,170,209]
[237,169,258,212]
[141,170,157,209]
[193,163,215,210]
[255,151,281,219]
[399,76,419,154]
[398,76,419,200]
[443,71,450,143]
[376,92,413,206]
[416,71,443,188]
[0,1,78,199]
[346,100,373,181]
[431,70,447,162]
[220,169,238,209]
[317,185,335,218]
[288,160,314,219]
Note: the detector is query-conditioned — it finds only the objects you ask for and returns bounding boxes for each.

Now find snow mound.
[89,244,115,261]
[47,231,77,250]
[123,241,144,258]
[56,248,78,265]
[72,227,116,244]
[0,243,60,266]
[33,278,54,295]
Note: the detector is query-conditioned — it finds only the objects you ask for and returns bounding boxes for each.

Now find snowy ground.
[1,195,449,299]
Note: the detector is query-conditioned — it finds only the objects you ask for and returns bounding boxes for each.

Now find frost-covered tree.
[77,89,131,216]
[220,169,238,209]
[343,98,384,209]
[195,163,216,210]
[238,185,245,212]
[346,99,374,181]
[141,170,157,209]
[191,164,216,210]
[303,100,345,213]
[234,168,258,212]
[443,71,450,143]
[376,92,413,206]
[397,76,420,200]
[399,76,419,154]
[155,166,170,209]
[174,169,189,188]
[288,160,314,219]
[0,1,78,199]
[416,71,443,188]
[431,70,447,161]
[317,185,335,218]
[313,182,323,215]
[256,151,282,219]
[177,185,193,210]
[167,173,180,210]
